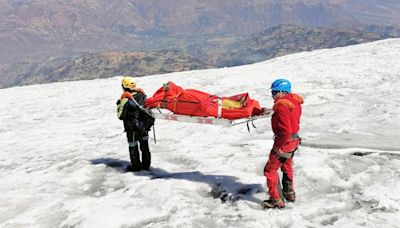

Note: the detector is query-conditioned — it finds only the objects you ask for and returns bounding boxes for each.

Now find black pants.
[126,130,151,171]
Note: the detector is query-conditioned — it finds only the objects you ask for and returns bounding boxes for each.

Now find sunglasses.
[271,91,280,96]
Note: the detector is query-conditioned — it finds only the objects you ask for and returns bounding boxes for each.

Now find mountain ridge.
[1,0,400,64]
[2,24,390,88]
[1,0,400,88]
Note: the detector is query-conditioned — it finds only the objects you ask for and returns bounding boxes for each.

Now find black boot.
[140,140,151,170]
[282,172,295,202]
[129,146,141,171]
[262,198,285,209]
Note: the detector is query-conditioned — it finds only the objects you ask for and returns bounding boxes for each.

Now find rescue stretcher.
[145,81,273,129]
[151,107,272,127]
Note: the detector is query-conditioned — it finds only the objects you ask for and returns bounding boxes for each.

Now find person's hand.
[262,107,272,114]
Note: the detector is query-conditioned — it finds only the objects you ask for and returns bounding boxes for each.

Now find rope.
[152,124,156,144]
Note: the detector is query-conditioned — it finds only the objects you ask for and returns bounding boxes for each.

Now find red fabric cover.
[271,93,303,151]
[145,81,263,120]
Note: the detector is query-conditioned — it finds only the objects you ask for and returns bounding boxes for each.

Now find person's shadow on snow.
[90,157,265,204]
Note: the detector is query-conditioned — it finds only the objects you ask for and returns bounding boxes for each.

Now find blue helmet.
[270,79,291,93]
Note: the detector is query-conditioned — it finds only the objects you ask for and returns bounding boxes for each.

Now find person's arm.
[273,106,292,151]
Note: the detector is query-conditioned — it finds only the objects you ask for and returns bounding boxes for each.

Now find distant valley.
[1,0,400,88]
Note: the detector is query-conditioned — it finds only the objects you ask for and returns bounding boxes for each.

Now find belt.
[275,150,294,158]
[273,133,301,140]
[273,133,301,158]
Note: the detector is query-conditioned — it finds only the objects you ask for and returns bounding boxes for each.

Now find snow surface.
[1,39,400,227]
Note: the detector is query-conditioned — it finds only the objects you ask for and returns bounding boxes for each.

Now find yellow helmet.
[121,76,137,90]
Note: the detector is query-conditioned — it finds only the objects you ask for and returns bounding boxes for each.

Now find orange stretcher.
[145,81,272,128]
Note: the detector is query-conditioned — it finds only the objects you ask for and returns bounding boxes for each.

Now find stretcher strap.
[217,97,222,118]
[173,93,180,113]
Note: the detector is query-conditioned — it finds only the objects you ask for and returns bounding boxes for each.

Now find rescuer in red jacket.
[263,79,304,209]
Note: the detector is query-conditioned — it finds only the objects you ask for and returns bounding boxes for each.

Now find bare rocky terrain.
[1,0,400,88]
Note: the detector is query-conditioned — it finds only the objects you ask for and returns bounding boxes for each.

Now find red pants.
[264,151,294,200]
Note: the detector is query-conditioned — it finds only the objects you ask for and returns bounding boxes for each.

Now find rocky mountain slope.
[1,0,400,64]
[3,25,390,88]
[6,51,211,87]
[1,0,400,88]
[215,24,389,66]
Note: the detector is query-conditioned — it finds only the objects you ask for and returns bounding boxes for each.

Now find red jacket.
[271,93,304,152]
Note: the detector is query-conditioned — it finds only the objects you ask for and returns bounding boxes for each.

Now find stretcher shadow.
[90,157,265,204]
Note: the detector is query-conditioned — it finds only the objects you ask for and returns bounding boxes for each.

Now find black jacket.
[119,92,147,132]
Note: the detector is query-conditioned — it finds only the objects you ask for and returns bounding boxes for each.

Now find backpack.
[117,92,155,132]
[137,108,155,131]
